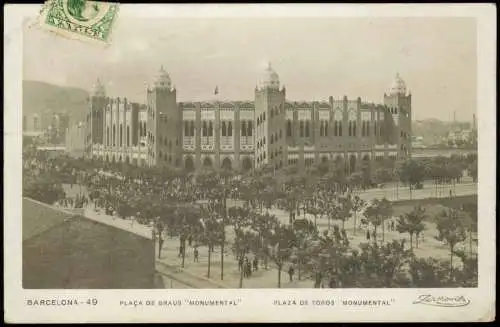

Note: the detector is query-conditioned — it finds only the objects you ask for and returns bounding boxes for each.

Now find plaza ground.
[60,181,477,288]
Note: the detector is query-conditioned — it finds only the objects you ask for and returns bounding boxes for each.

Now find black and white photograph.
[5,2,496,323]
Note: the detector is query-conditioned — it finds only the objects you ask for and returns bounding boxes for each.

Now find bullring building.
[84,63,412,174]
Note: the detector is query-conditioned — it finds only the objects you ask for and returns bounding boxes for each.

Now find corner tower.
[384,73,412,158]
[87,79,108,157]
[146,66,180,167]
[254,63,286,171]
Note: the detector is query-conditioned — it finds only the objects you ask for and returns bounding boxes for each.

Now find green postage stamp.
[38,0,119,44]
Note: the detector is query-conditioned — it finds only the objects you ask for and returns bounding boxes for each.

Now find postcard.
[4,2,496,323]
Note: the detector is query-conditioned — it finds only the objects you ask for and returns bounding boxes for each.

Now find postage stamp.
[38,0,119,44]
[3,3,497,324]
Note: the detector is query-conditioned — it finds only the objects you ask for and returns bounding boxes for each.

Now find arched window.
[334,121,338,136]
[353,121,357,137]
[241,121,247,137]
[300,121,304,137]
[184,121,189,136]
[221,121,227,137]
[287,120,292,137]
[127,126,130,146]
[247,121,252,136]
[228,121,232,137]
[324,122,328,136]
[339,122,343,136]
[208,121,213,137]
[202,121,207,136]
[348,121,352,137]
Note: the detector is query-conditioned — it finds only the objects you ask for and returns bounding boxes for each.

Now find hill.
[412,119,471,145]
[23,80,89,124]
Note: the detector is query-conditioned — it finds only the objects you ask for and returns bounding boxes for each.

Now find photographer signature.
[413,295,471,307]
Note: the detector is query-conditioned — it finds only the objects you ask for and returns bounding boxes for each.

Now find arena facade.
[84,63,412,174]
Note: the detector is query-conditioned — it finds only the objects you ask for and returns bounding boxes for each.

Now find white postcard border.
[4,3,496,323]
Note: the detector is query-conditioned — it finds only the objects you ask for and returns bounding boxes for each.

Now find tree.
[351,195,366,235]
[199,211,224,278]
[337,195,353,230]
[396,205,426,252]
[398,160,426,199]
[378,198,393,243]
[435,209,467,279]
[347,172,364,194]
[174,204,202,268]
[460,201,478,258]
[290,219,318,280]
[260,218,294,288]
[373,167,393,197]
[304,230,350,288]
[363,199,384,243]
[468,161,478,183]
[228,206,253,288]
[409,257,452,287]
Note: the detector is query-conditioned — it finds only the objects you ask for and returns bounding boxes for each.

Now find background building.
[85,64,412,173]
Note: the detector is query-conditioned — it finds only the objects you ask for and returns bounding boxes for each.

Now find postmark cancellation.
[38,0,119,45]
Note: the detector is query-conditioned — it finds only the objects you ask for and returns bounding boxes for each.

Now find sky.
[24,17,477,121]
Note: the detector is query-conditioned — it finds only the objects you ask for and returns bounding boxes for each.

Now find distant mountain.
[412,119,472,145]
[23,80,89,124]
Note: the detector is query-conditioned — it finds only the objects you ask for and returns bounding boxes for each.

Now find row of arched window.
[269,105,283,119]
[361,121,370,137]
[256,137,266,149]
[139,121,147,137]
[269,147,283,159]
[241,121,253,137]
[319,121,329,137]
[106,124,131,147]
[348,121,357,137]
[270,130,283,144]
[202,121,214,137]
[256,151,266,162]
[221,121,233,137]
[256,112,266,126]
[184,121,195,137]
[184,120,253,137]
[299,121,311,138]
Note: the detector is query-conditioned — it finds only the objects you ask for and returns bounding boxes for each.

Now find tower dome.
[389,73,407,95]
[92,79,106,97]
[154,65,172,90]
[259,62,280,90]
